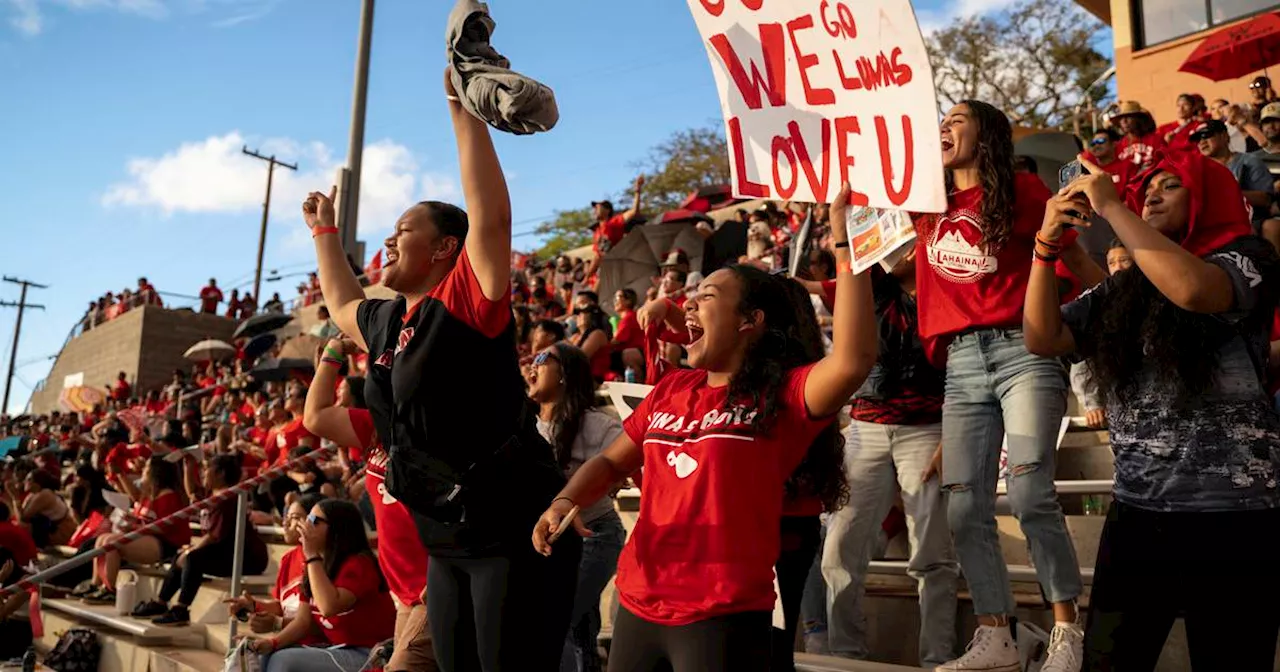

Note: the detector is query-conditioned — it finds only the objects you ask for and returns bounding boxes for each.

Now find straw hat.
[1113,100,1153,119]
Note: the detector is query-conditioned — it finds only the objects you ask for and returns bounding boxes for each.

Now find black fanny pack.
[383,436,513,526]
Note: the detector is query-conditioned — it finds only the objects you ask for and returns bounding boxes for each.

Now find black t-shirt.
[357,249,564,557]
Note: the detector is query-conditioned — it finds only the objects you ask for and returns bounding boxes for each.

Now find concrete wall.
[29,307,235,414]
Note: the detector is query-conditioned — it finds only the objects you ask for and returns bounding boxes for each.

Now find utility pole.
[1,277,47,414]
[340,0,376,262]
[242,147,298,305]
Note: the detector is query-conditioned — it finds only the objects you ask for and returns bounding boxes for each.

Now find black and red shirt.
[356,248,564,556]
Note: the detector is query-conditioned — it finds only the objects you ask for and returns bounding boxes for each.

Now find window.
[1135,0,1280,47]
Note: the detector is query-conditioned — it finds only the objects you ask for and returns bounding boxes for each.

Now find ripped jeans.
[941,329,1082,616]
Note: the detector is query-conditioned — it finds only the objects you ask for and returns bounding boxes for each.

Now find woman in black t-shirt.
[299,67,577,670]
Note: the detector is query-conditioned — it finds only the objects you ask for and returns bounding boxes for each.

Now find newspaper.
[845,206,916,274]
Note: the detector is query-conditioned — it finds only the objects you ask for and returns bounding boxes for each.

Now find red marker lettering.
[876,115,914,206]
[708,24,788,110]
[728,116,770,198]
[787,15,835,106]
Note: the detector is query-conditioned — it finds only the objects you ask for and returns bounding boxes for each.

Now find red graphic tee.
[132,490,191,549]
[615,364,833,625]
[349,408,429,606]
[304,554,396,648]
[1117,132,1167,172]
[914,172,1075,366]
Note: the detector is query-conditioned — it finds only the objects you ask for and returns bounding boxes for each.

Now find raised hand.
[302,187,337,231]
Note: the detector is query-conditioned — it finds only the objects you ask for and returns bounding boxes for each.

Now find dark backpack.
[44,628,99,672]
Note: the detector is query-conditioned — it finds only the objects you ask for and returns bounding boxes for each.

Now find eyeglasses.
[307,513,328,526]
[532,351,559,367]
[1090,138,1108,146]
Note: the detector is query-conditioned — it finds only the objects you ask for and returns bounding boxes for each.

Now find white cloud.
[102,131,462,241]
[6,0,276,35]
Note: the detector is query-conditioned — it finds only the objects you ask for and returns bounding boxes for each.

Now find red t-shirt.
[615,364,832,625]
[105,442,151,475]
[199,286,223,313]
[0,521,38,568]
[592,214,628,258]
[275,418,314,464]
[305,554,396,648]
[914,172,1075,367]
[111,379,132,402]
[614,310,645,352]
[350,409,428,606]
[1158,115,1207,152]
[132,490,191,549]
[1117,132,1167,172]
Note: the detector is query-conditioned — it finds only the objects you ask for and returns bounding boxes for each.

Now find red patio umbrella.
[1180,11,1280,81]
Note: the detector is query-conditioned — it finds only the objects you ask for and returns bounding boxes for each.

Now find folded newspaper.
[845,206,916,274]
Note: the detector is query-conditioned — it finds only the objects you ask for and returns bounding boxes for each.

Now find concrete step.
[41,598,207,647]
[147,647,227,672]
[796,654,929,671]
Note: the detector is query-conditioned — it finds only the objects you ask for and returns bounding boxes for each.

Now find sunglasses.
[307,513,327,526]
[1090,137,1109,146]
[532,351,560,367]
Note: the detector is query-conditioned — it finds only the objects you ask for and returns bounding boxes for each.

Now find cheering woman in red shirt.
[533,183,877,672]
[916,101,1096,672]
[301,66,575,669]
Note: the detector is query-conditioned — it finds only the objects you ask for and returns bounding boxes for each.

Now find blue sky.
[1,0,1059,413]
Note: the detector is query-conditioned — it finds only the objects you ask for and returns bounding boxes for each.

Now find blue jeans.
[560,509,626,672]
[942,329,1082,615]
[261,646,371,672]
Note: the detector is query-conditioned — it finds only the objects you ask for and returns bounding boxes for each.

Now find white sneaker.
[1040,622,1084,672]
[934,624,1020,672]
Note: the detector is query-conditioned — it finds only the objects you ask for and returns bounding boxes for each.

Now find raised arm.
[304,188,367,352]
[1024,193,1087,357]
[622,175,645,221]
[446,68,511,300]
[302,339,363,449]
[1074,158,1235,313]
[803,184,878,417]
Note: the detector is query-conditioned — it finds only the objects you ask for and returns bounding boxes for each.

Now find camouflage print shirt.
[1062,236,1280,512]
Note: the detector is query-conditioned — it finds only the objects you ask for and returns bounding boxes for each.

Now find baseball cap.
[590,200,615,210]
[1262,102,1280,122]
[1189,119,1228,141]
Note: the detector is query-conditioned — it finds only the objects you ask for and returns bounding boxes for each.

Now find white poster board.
[686,0,945,212]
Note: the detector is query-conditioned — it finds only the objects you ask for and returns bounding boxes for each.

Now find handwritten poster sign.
[686,0,946,212]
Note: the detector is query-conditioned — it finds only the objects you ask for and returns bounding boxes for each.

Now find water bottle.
[21,646,35,672]
[624,367,637,384]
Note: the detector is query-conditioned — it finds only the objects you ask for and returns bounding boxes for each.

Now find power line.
[0,276,47,413]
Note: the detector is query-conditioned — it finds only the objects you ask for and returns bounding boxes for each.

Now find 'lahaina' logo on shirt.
[927,210,997,283]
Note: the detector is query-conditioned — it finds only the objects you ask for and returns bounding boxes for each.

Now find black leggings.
[158,542,267,607]
[1084,501,1280,671]
[426,536,581,672]
[607,606,772,672]
[772,515,821,672]
[50,537,98,588]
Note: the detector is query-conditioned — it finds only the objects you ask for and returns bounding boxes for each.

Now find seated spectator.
[1159,93,1209,151]
[531,319,566,353]
[1194,119,1277,242]
[571,304,612,384]
[610,288,646,379]
[7,469,74,547]
[225,495,327,652]
[81,456,191,604]
[1113,101,1165,171]
[200,278,223,315]
[132,454,268,625]
[1248,102,1280,172]
[49,474,113,589]
[0,501,39,570]
[245,499,395,670]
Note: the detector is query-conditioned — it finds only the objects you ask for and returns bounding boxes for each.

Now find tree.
[631,125,731,213]
[531,207,594,258]
[927,0,1112,131]
[532,125,732,257]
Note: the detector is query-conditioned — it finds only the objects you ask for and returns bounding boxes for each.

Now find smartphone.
[1058,160,1085,190]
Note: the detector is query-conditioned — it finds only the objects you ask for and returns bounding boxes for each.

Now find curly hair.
[944,100,1016,253]
[723,264,850,512]
[542,342,599,470]
[1084,248,1277,405]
